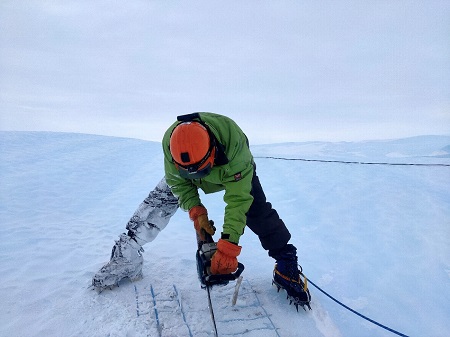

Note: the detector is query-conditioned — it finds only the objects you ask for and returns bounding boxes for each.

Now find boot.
[92,233,144,290]
[271,244,311,310]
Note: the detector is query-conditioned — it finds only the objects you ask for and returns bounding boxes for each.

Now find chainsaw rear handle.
[204,262,245,283]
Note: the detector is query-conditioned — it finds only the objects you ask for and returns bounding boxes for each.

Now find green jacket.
[162,112,254,244]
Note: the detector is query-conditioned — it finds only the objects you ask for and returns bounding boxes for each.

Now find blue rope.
[306,276,410,337]
[255,156,450,167]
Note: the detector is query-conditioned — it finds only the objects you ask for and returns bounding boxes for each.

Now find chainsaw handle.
[196,221,216,248]
[205,262,245,283]
[202,229,215,243]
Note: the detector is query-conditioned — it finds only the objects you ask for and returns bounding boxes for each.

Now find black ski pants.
[246,169,291,256]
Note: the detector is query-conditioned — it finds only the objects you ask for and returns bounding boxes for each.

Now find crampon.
[273,264,312,311]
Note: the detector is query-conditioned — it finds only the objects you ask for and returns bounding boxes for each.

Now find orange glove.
[189,205,215,241]
[210,239,242,275]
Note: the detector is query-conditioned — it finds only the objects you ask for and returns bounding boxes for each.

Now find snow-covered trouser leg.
[126,177,179,246]
[92,178,179,289]
[92,233,145,289]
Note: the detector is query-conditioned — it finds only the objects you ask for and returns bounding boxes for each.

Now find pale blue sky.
[1,1,449,144]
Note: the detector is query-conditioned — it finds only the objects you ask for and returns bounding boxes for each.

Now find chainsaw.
[195,222,244,288]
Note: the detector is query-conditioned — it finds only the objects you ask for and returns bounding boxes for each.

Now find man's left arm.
[221,162,254,244]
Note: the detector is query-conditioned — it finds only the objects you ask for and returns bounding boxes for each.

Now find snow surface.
[0,132,449,337]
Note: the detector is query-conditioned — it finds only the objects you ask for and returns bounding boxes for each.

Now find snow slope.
[0,132,449,337]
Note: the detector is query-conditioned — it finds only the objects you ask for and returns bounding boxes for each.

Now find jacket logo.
[234,172,242,181]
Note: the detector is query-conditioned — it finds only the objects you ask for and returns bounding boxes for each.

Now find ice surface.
[1,132,449,336]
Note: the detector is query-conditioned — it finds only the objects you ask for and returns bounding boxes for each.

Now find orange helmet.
[169,121,216,179]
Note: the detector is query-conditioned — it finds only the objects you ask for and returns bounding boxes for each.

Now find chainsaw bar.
[195,224,245,336]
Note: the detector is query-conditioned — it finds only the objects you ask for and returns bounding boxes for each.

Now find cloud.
[1,1,449,142]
